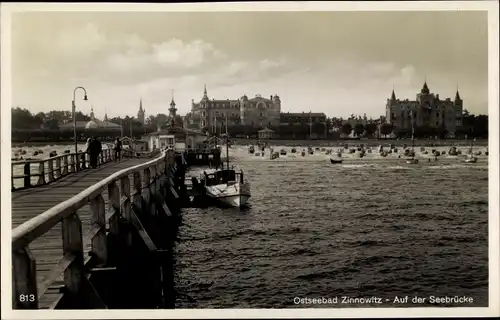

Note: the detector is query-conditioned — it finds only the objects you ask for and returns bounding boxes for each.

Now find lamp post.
[72,86,88,156]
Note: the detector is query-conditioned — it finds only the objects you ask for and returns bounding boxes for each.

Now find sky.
[9,7,489,120]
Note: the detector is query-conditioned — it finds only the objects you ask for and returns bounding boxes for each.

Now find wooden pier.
[10,147,220,309]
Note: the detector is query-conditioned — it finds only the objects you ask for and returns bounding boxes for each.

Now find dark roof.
[258,128,275,133]
[147,127,205,137]
[281,112,327,118]
[248,96,272,102]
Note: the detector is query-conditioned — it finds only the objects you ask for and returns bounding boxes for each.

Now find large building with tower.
[385,81,463,136]
[184,85,281,132]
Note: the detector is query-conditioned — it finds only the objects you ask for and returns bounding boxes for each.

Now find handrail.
[11,148,137,191]
[12,150,170,250]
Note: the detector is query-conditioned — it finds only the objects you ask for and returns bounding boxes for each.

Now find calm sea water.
[174,146,489,308]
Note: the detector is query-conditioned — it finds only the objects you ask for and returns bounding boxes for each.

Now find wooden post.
[62,155,69,175]
[149,166,156,216]
[23,163,31,188]
[71,154,76,173]
[37,162,46,186]
[12,247,38,309]
[132,171,142,208]
[120,176,132,246]
[107,181,120,265]
[62,213,84,296]
[142,168,151,215]
[55,157,61,179]
[90,194,107,265]
[143,168,151,187]
[81,154,86,170]
[47,160,54,182]
[74,153,79,172]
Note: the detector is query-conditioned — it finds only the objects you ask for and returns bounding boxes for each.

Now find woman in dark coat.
[89,136,102,169]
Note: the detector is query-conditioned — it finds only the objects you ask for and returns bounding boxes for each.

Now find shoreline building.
[59,107,122,132]
[147,91,206,152]
[385,81,463,137]
[184,85,281,132]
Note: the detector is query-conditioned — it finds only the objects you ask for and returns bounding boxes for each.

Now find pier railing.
[11,148,137,191]
[11,149,180,309]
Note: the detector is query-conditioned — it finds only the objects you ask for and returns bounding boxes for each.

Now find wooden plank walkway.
[11,158,152,308]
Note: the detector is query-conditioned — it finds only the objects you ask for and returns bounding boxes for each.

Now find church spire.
[139,98,143,112]
[104,107,108,121]
[90,106,95,120]
[391,84,396,101]
[455,84,461,101]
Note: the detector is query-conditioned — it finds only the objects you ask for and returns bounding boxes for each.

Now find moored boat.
[406,118,418,165]
[464,137,477,163]
[202,168,251,207]
[203,122,251,207]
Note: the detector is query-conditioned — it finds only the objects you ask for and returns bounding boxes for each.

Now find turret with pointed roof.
[202,84,209,101]
[421,81,430,94]
[169,90,177,127]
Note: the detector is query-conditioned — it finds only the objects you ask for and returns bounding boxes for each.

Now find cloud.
[52,23,109,60]
[107,37,227,74]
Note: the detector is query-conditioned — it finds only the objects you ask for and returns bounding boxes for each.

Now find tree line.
[11,107,184,132]
[11,107,488,141]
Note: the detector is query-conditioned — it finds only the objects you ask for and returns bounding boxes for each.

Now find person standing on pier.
[88,136,101,169]
[83,138,91,169]
[96,137,102,167]
[114,137,122,162]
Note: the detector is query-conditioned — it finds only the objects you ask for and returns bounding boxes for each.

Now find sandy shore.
[231,138,488,148]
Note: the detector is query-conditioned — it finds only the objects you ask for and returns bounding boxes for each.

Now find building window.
[260,113,263,117]
[456,120,461,126]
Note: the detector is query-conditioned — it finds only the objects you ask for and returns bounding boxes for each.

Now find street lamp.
[72,86,88,157]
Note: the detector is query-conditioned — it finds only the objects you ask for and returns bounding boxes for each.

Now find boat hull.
[205,182,251,207]
[330,158,343,164]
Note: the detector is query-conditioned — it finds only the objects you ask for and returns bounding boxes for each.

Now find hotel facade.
[385,82,463,136]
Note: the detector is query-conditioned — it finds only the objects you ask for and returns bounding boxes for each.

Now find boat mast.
[309,111,312,139]
[411,113,415,158]
[469,127,474,155]
[225,114,229,170]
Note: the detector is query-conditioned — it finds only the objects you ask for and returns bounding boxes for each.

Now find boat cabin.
[202,169,244,186]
